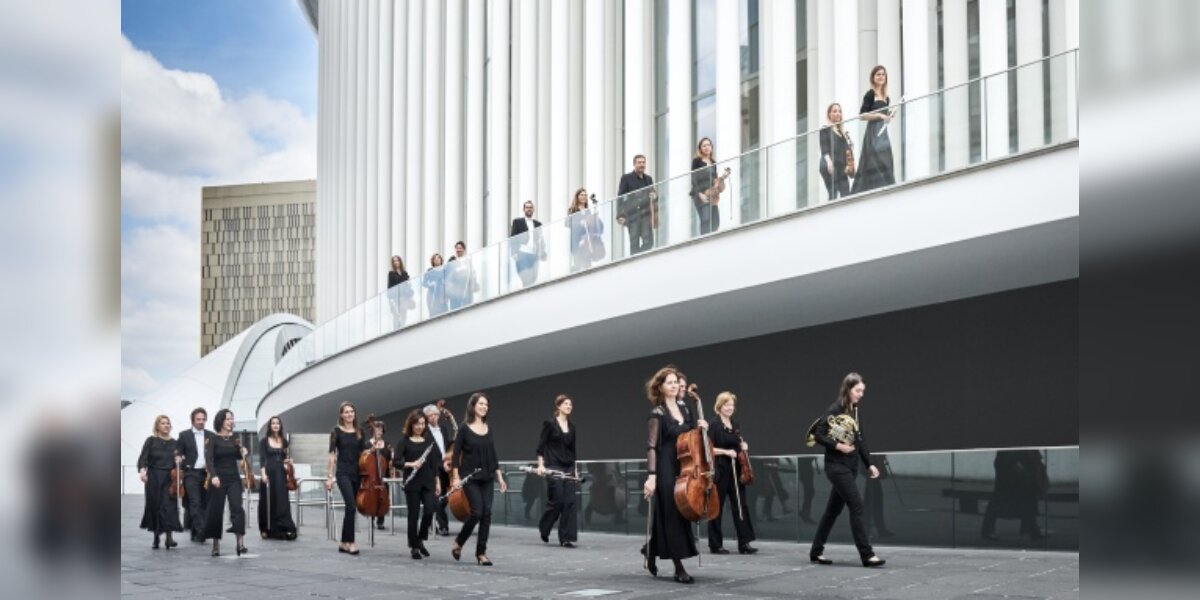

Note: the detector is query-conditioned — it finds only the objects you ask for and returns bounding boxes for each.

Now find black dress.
[646,401,699,560]
[397,436,442,547]
[850,90,896,194]
[257,438,297,539]
[536,418,578,544]
[706,417,756,549]
[690,157,720,235]
[819,126,853,200]
[202,434,246,540]
[137,436,183,534]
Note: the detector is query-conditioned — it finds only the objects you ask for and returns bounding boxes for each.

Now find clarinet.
[519,465,586,482]
[401,442,435,488]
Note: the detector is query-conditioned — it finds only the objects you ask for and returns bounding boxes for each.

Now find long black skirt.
[140,468,183,534]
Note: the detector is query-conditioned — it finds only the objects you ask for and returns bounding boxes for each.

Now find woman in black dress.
[642,366,707,584]
[138,415,183,549]
[324,401,382,555]
[387,255,413,329]
[396,409,442,559]
[536,394,579,547]
[850,65,897,194]
[450,392,509,565]
[807,372,886,567]
[706,392,757,554]
[819,103,855,200]
[690,138,720,235]
[202,408,249,556]
[257,416,297,540]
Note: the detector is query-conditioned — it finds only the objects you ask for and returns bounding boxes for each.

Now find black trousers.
[405,486,436,548]
[820,165,851,201]
[798,458,816,519]
[201,475,244,540]
[626,217,654,255]
[538,475,578,543]
[708,464,755,548]
[693,196,720,234]
[810,466,873,560]
[182,469,208,537]
[434,468,450,533]
[335,474,360,543]
[454,478,495,556]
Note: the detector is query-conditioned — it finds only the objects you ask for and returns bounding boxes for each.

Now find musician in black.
[642,366,705,584]
[396,409,442,560]
[616,154,658,255]
[257,416,297,540]
[325,401,380,555]
[509,200,546,287]
[536,394,579,547]
[137,415,183,549]
[365,415,394,531]
[202,408,249,557]
[450,392,508,565]
[690,138,720,234]
[807,373,886,567]
[423,403,455,536]
[819,103,854,200]
[175,406,211,542]
[707,392,757,554]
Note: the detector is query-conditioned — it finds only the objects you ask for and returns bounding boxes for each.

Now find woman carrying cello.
[641,366,707,584]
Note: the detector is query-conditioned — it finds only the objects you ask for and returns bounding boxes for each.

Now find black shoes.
[152,537,160,550]
[862,556,886,568]
[451,543,462,561]
[417,542,430,557]
[476,555,493,566]
[436,527,450,537]
[376,521,387,530]
[211,543,220,557]
[673,571,694,584]
[810,554,832,565]
[738,544,758,555]
[165,536,178,549]
[411,548,423,560]
[540,532,550,543]
[236,545,247,556]
[560,541,575,548]
[710,547,730,555]
[645,557,658,577]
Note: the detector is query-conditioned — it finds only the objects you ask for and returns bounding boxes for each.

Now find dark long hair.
[464,392,489,424]
[213,408,233,433]
[402,410,426,438]
[266,415,287,443]
[837,372,864,414]
[645,366,679,407]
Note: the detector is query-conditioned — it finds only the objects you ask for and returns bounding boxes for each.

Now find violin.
[845,134,857,178]
[168,458,185,499]
[673,383,720,522]
[734,427,755,486]
[236,438,257,491]
[355,420,391,518]
[284,435,298,492]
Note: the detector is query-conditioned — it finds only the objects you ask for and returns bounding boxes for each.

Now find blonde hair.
[825,102,845,137]
[713,392,737,415]
[153,415,171,438]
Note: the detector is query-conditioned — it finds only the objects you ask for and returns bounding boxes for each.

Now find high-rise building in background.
[200,180,316,356]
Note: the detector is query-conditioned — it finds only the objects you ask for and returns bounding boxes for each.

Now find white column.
[714,0,739,222]
[567,0,584,203]
[352,0,365,308]
[378,0,394,275]
[808,0,825,206]
[316,0,328,322]
[583,0,606,201]
[445,0,465,249]
[549,0,570,229]
[423,0,445,256]
[980,0,1009,160]
[763,0,798,217]
[515,0,538,224]
[943,0,970,170]
[365,0,380,300]
[405,0,425,265]
[857,0,878,84]
[833,0,859,140]
[390,0,407,264]
[624,0,652,173]
[487,0,511,246]
[901,0,932,180]
[1016,0,1044,152]
[666,0,692,244]
[605,1,624,200]
[465,0,486,250]
[1048,0,1079,141]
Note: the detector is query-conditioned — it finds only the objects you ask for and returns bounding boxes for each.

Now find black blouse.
[387,270,410,288]
[691,157,717,196]
[819,126,852,171]
[396,436,442,489]
[453,424,499,481]
[205,434,243,478]
[810,401,873,471]
[536,418,576,469]
[329,428,369,476]
[259,437,289,469]
[707,416,742,469]
[137,436,178,471]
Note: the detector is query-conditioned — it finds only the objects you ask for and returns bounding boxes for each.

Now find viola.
[168,464,185,499]
[236,438,257,491]
[673,383,720,522]
[734,428,755,486]
[355,422,391,518]
[284,443,299,492]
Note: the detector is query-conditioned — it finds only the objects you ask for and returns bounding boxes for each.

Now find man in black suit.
[175,407,213,542]
[616,154,658,255]
[509,201,546,288]
[424,403,457,536]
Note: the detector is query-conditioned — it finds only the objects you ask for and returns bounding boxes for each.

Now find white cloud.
[121,35,315,399]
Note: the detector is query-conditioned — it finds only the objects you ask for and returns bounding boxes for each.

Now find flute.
[400,443,435,488]
[519,465,586,483]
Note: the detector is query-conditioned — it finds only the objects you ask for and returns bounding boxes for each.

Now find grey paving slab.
[121,496,1077,599]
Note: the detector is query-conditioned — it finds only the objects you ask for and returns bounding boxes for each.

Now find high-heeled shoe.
[411,548,423,560]
[417,542,430,557]
[152,537,160,550]
[673,571,694,584]
[644,558,658,577]
[451,543,462,561]
[165,536,178,549]
[810,554,832,565]
[476,555,493,566]
[236,544,247,556]
[862,556,886,568]
[560,541,575,548]
[211,543,220,557]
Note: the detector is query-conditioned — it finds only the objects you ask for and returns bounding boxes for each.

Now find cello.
[673,383,720,522]
[355,419,390,519]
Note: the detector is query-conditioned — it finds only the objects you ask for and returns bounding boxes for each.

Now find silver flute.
[401,442,435,488]
[519,465,585,482]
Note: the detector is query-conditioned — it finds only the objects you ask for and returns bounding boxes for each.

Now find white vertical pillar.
[666,0,692,243]
[424,0,445,255]
[606,1,624,200]
[537,0,552,217]
[390,0,407,264]
[901,0,932,180]
[857,0,878,84]
[488,0,512,246]
[714,0,739,222]
[980,0,1009,159]
[316,0,327,322]
[567,0,584,202]
[1016,0,1044,151]
[807,0,823,206]
[583,0,606,201]
[624,0,653,174]
[877,0,902,174]
[378,0,394,273]
[365,0,380,299]
[466,0,486,250]
[352,0,365,307]
[550,0,570,229]
[833,0,859,137]
[445,0,465,248]
[943,0,970,170]
[763,0,798,216]
[405,1,425,264]
[1048,0,1078,141]
[515,0,538,224]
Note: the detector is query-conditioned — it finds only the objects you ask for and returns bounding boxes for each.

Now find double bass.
[673,383,720,522]
[355,420,390,519]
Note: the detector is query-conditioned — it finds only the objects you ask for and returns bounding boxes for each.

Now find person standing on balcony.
[446,241,479,310]
[690,138,723,235]
[819,103,855,200]
[424,254,448,317]
[535,394,579,548]
[616,155,659,256]
[566,188,605,272]
[850,65,897,194]
[387,255,413,329]
[509,201,546,288]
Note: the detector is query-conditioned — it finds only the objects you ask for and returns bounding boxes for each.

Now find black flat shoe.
[376,522,386,530]
[165,538,178,549]
[810,555,832,565]
[417,542,430,557]
[560,541,575,548]
[738,544,758,555]
[673,572,694,584]
[476,555,493,566]
[411,548,423,560]
[451,543,462,561]
[540,532,550,543]
[862,556,886,568]
[645,559,658,577]
[152,539,160,550]
[710,547,729,554]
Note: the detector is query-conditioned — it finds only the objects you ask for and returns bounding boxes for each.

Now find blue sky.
[122,0,317,116]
